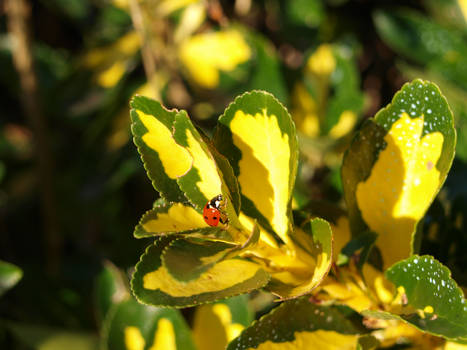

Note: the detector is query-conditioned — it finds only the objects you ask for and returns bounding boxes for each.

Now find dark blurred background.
[1,0,467,348]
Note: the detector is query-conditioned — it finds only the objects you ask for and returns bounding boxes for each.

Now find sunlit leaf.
[131,95,244,234]
[131,236,270,307]
[157,0,202,17]
[214,91,298,246]
[134,202,208,238]
[172,110,225,210]
[135,202,232,239]
[342,80,456,268]
[374,255,467,342]
[130,96,191,202]
[445,341,467,349]
[83,31,140,88]
[398,62,467,161]
[178,29,251,89]
[173,2,206,43]
[266,218,333,300]
[292,43,363,138]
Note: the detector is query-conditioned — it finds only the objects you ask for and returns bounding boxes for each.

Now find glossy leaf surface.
[214,91,298,245]
[342,80,455,268]
[227,298,366,350]
[383,255,467,342]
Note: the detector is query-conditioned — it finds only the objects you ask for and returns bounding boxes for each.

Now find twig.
[6,0,61,274]
[129,0,160,100]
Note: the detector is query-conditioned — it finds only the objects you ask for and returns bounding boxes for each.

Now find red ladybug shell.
[203,205,221,226]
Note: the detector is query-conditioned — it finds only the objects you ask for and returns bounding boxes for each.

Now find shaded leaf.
[94,260,128,324]
[227,298,367,350]
[337,231,378,268]
[323,46,364,135]
[246,33,288,104]
[6,323,98,350]
[0,260,22,297]
[374,9,467,91]
[203,138,242,215]
[102,296,196,350]
[193,295,252,350]
[223,294,255,327]
[131,236,270,307]
[342,120,386,238]
[162,238,238,282]
[286,0,324,28]
[162,221,260,282]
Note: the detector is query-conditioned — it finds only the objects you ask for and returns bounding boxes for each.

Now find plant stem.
[129,0,160,100]
[6,0,61,274]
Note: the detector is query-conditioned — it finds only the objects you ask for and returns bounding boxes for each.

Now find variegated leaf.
[131,95,243,234]
[161,221,260,282]
[265,218,333,300]
[130,96,191,202]
[134,202,209,238]
[193,295,253,350]
[131,236,270,308]
[214,91,299,246]
[102,296,196,350]
[342,80,456,268]
[363,255,467,343]
[227,298,367,350]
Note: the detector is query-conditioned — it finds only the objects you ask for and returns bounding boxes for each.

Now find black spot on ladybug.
[213,217,217,220]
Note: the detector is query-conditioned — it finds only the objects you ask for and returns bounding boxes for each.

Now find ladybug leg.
[219,212,228,225]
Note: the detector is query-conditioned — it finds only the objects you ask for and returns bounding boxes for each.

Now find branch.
[6,0,61,274]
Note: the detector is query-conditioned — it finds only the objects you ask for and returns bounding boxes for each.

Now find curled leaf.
[131,237,270,308]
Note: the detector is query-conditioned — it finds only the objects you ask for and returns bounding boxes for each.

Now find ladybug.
[203,194,228,227]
